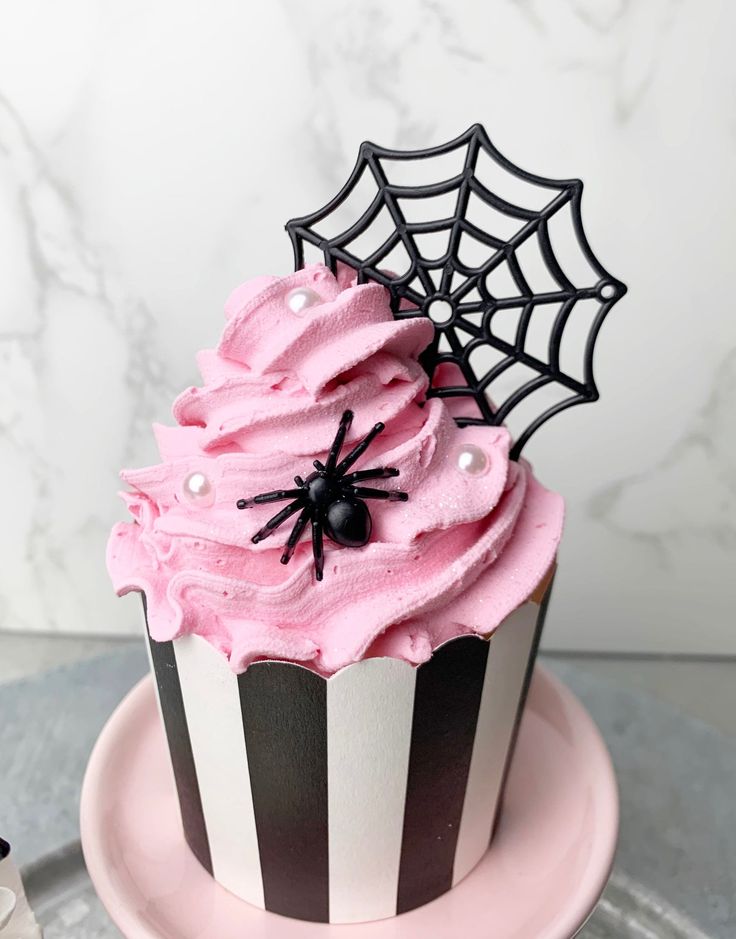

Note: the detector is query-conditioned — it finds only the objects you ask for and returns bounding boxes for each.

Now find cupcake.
[0,838,42,938]
[107,124,626,925]
[107,263,562,923]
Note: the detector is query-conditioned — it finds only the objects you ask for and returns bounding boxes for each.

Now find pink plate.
[81,666,618,939]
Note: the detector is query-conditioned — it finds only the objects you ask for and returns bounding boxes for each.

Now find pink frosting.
[107,265,563,675]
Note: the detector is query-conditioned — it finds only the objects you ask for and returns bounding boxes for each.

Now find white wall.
[0,0,734,652]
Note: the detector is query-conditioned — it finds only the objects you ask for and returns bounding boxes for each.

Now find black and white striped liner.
[144,580,552,924]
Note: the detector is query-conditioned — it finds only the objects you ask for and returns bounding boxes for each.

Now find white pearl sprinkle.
[455,444,489,476]
[183,472,215,506]
[286,286,321,314]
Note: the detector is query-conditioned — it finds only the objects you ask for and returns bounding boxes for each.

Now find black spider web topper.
[286,124,626,459]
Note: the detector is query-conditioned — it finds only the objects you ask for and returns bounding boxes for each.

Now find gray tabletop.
[1,646,734,938]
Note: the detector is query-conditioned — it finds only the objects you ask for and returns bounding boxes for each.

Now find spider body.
[323,491,372,547]
[304,472,339,508]
[236,410,408,581]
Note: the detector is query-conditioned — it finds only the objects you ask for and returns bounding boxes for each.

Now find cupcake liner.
[0,839,43,938]
[143,572,553,924]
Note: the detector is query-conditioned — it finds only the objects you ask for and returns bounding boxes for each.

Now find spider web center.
[427,299,454,325]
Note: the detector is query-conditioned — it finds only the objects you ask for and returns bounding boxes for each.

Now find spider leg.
[280,507,311,565]
[325,409,353,471]
[342,467,400,484]
[350,486,408,502]
[237,488,303,509]
[335,421,385,476]
[311,516,325,581]
[251,499,304,543]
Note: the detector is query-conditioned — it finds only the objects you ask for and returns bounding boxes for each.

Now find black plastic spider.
[236,410,408,581]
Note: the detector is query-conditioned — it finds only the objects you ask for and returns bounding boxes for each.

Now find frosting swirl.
[107,265,563,675]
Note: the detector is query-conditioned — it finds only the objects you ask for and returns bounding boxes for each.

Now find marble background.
[0,0,734,652]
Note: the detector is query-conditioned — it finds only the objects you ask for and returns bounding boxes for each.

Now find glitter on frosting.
[107,265,564,675]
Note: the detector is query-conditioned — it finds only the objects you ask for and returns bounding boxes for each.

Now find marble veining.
[590,350,736,555]
[0,0,734,652]
[0,90,175,635]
